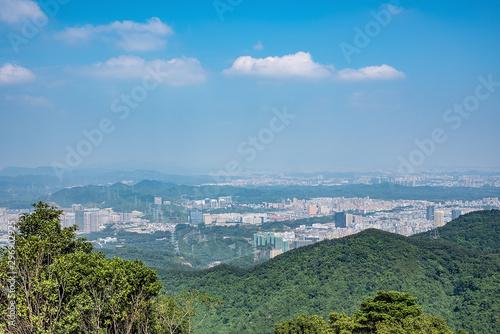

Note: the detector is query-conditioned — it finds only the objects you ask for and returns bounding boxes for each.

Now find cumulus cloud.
[337,64,406,81]
[0,63,36,85]
[223,52,333,79]
[223,52,405,82]
[74,55,206,86]
[54,17,173,51]
[0,0,46,25]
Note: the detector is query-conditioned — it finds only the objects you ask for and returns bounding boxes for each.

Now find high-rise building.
[352,215,364,225]
[452,209,462,220]
[307,205,318,215]
[61,212,75,228]
[434,211,445,227]
[335,212,347,228]
[254,231,294,252]
[83,208,100,233]
[72,204,84,231]
[203,214,212,225]
[190,211,203,225]
[426,206,435,221]
[154,197,162,205]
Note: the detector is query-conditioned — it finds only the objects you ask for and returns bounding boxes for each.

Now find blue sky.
[0,0,499,174]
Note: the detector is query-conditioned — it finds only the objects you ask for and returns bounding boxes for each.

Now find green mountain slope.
[159,211,500,334]
[412,209,500,251]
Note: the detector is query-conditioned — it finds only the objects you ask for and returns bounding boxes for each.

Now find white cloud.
[223,52,405,82]
[253,41,264,50]
[5,94,52,107]
[54,17,173,51]
[223,52,333,79]
[75,55,206,86]
[337,64,406,81]
[0,0,46,25]
[0,63,35,85]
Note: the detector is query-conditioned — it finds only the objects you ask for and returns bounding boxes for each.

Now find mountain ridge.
[159,211,500,333]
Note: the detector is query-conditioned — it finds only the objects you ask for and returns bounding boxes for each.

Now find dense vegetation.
[412,210,500,251]
[159,211,500,334]
[1,204,498,333]
[85,215,341,271]
[0,202,222,333]
[85,224,259,270]
[274,291,466,333]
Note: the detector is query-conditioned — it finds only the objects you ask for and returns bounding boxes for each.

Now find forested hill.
[412,209,500,251]
[159,210,500,334]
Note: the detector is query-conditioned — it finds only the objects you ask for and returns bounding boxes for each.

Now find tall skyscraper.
[335,212,347,228]
[426,206,435,221]
[72,204,84,231]
[190,211,203,225]
[307,205,318,215]
[434,211,445,227]
[452,209,462,220]
[84,208,100,233]
[210,199,219,209]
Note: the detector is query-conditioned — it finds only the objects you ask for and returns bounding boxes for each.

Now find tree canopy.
[0,202,221,334]
[274,291,466,334]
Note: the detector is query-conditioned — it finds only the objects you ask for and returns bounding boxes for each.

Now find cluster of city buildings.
[0,208,32,232]
[183,195,500,234]
[1,190,499,256]
[211,172,500,188]
[251,197,500,258]
[57,205,146,234]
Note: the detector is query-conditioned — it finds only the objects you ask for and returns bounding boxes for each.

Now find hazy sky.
[0,0,499,174]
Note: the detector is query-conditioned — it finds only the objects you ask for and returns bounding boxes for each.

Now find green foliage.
[274,314,331,334]
[353,291,422,331]
[151,289,223,334]
[328,313,358,334]
[276,291,463,334]
[0,202,221,334]
[86,223,259,270]
[412,210,500,251]
[160,211,500,334]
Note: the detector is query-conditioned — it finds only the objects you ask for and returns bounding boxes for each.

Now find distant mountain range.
[0,166,212,184]
[0,167,214,208]
[159,210,500,334]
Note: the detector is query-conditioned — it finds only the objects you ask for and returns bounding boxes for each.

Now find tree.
[275,291,467,334]
[353,291,423,332]
[152,289,223,334]
[0,202,96,333]
[274,314,332,334]
[0,202,221,334]
[328,313,359,334]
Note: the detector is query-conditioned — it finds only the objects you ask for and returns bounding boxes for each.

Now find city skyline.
[1,0,500,173]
